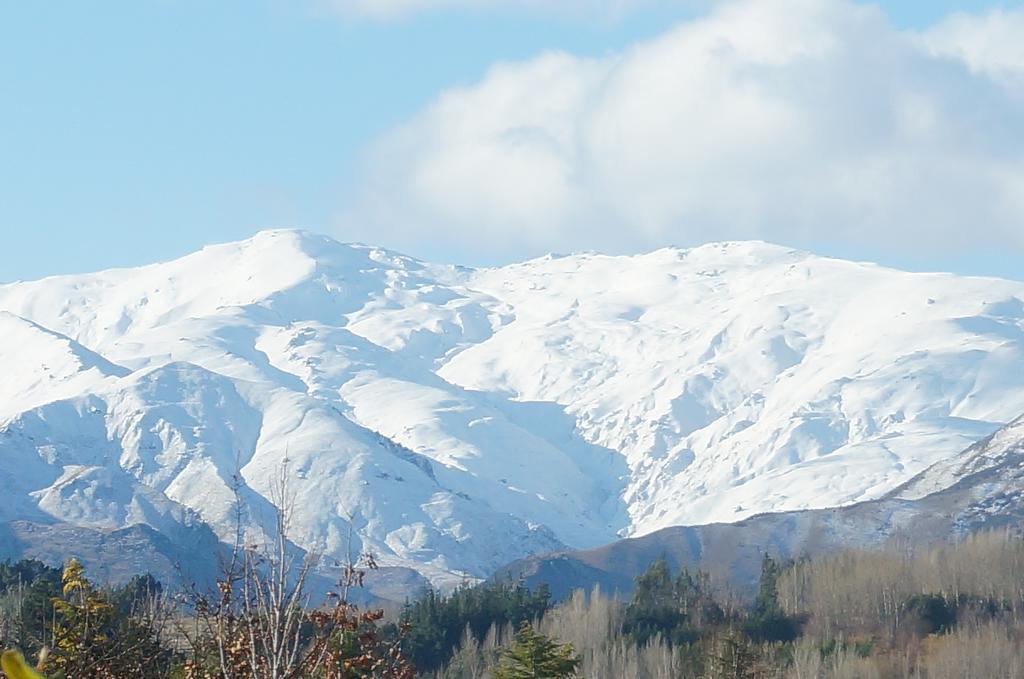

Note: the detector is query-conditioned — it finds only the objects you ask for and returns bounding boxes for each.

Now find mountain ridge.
[0,229,1021,587]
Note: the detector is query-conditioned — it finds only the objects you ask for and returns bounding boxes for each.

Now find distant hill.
[497,415,1024,600]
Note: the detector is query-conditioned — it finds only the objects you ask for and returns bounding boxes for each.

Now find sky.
[1,0,1023,283]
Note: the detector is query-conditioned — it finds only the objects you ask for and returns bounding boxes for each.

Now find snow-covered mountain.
[0,230,1021,586]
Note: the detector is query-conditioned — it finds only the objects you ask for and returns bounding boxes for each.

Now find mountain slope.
[443,243,1023,532]
[0,230,1021,585]
[498,414,1024,599]
[0,312,129,421]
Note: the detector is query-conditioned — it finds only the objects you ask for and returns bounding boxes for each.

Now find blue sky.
[2,0,1022,282]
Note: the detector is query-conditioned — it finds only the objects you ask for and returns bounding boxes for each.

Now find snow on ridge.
[892,413,1024,502]
[0,311,130,422]
[0,229,1022,584]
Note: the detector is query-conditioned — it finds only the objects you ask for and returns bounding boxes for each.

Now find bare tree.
[179,462,413,679]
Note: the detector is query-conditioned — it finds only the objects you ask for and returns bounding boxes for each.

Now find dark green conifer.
[493,620,580,679]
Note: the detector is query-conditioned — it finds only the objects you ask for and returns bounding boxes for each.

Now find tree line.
[423,529,1024,678]
[4,529,1024,677]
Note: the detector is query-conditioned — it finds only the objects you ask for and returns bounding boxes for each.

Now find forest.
[2,530,1024,678]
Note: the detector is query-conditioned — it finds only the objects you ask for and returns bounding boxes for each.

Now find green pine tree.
[493,621,580,679]
[744,553,801,643]
[753,553,781,617]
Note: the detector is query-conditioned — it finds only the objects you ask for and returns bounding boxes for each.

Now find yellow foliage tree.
[47,558,115,675]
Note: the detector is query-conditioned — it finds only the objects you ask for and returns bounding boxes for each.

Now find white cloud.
[919,9,1024,81]
[337,0,1024,263]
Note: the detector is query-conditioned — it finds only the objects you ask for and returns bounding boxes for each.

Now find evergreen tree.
[493,621,579,679]
[0,560,61,596]
[624,558,723,645]
[744,553,800,643]
[110,573,162,617]
[0,559,63,655]
[632,557,674,610]
[753,553,781,617]
[400,579,550,671]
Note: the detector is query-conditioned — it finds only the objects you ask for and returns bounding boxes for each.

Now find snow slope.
[499,413,1024,600]
[0,230,1021,585]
